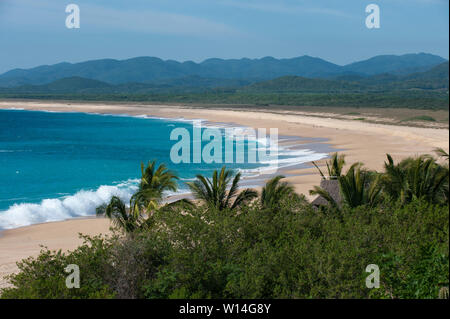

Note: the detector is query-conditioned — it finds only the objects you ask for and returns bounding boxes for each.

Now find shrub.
[1,235,116,299]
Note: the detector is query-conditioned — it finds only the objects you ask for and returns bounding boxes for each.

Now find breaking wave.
[0,180,138,230]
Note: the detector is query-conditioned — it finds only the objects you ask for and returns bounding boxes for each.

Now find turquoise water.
[0,109,328,229]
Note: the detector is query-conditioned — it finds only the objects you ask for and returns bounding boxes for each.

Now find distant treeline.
[0,61,447,110]
[0,91,448,110]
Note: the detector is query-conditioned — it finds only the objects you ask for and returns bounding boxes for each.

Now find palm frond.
[435,148,449,160]
[188,166,256,211]
[312,153,346,180]
[231,189,258,210]
[261,175,297,208]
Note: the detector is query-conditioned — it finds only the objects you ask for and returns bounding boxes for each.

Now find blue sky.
[0,0,448,73]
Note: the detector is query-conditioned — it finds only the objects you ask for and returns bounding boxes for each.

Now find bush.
[402,115,437,122]
[0,235,116,299]
[2,195,448,299]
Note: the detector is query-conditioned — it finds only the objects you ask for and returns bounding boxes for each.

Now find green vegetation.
[186,167,258,211]
[96,161,191,233]
[312,152,346,180]
[1,152,448,299]
[402,115,437,122]
[1,91,448,110]
[260,175,299,209]
[382,154,449,205]
[311,162,382,210]
[244,62,449,93]
[0,61,448,110]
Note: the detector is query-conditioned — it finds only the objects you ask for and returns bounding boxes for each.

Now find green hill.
[244,76,363,93]
[0,62,447,110]
[344,53,446,75]
[243,62,449,93]
[0,53,446,88]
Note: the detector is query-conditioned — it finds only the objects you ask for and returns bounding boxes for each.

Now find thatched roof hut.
[311,179,342,208]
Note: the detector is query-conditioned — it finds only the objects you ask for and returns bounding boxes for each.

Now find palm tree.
[435,148,449,203]
[310,162,381,209]
[101,196,142,233]
[131,161,179,212]
[383,154,448,205]
[97,161,181,233]
[187,166,257,211]
[312,153,346,180]
[260,175,298,209]
[338,163,381,208]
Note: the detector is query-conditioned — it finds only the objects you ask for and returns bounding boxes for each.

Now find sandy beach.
[0,100,448,288]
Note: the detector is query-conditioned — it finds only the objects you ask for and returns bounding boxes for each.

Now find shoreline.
[0,100,449,288]
[0,106,335,230]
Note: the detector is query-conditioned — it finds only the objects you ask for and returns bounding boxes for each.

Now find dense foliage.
[0,91,448,110]
[1,153,448,299]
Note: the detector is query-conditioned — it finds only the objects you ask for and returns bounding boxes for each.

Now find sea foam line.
[0,109,331,229]
[0,180,139,230]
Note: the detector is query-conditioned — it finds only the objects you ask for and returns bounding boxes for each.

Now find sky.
[0,0,448,73]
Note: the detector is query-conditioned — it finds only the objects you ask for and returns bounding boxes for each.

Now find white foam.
[0,109,332,229]
[0,181,138,230]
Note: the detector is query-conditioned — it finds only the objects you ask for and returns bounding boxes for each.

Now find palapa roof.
[311,179,342,207]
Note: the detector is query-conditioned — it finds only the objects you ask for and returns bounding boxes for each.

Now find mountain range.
[0,53,447,89]
[1,61,447,95]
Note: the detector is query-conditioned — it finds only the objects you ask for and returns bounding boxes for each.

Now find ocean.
[0,109,330,229]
